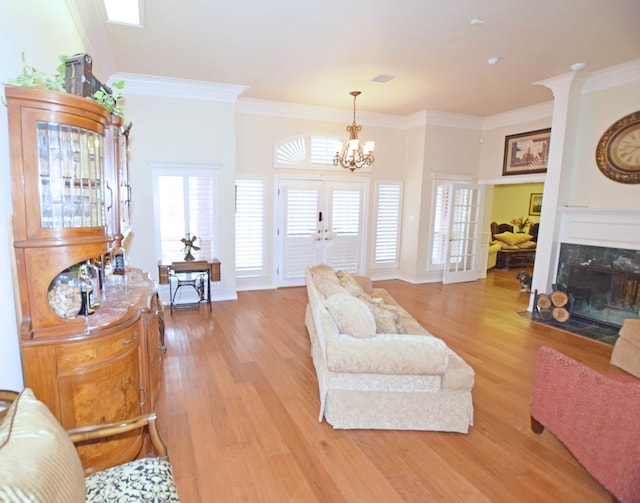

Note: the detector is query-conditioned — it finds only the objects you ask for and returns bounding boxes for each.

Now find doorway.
[276,177,368,287]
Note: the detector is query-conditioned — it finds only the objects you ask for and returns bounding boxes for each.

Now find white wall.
[0,0,85,388]
[491,183,544,225]
[235,106,408,286]
[122,93,239,300]
[397,124,427,281]
[569,78,640,208]
[477,114,552,181]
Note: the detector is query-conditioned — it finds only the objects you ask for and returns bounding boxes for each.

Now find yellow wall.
[490,182,544,228]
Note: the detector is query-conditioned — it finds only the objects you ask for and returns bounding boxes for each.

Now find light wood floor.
[156,268,620,502]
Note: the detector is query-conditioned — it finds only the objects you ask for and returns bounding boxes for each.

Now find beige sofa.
[304,265,474,432]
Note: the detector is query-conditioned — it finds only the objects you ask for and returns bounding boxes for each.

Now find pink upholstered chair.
[530,346,640,503]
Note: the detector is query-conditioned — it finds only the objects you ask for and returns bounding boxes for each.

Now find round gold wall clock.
[595,110,640,184]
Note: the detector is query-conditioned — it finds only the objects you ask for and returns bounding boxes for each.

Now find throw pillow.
[0,388,85,503]
[336,270,364,296]
[493,232,533,246]
[310,263,337,278]
[517,240,537,249]
[314,274,349,298]
[324,293,376,338]
[358,294,406,334]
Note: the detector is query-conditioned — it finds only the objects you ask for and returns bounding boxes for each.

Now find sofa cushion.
[326,333,449,375]
[86,457,180,502]
[325,293,376,339]
[0,388,86,503]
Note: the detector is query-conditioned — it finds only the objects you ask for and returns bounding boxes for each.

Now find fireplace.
[556,243,640,328]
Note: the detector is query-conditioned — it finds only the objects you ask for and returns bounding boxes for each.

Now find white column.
[529,71,587,306]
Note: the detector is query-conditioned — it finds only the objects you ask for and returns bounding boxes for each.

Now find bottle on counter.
[85,259,102,308]
[103,253,113,284]
[77,273,95,316]
[111,245,126,276]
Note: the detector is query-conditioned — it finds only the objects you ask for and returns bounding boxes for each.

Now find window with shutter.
[235,179,265,277]
[153,166,219,263]
[431,183,451,267]
[374,182,402,266]
[274,134,366,170]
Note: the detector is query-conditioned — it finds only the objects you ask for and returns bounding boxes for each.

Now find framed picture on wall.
[529,193,543,216]
[502,128,551,176]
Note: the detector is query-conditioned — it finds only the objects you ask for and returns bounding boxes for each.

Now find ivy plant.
[5,53,67,91]
[93,80,125,117]
[5,53,126,117]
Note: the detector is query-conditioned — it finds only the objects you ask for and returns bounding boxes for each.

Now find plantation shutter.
[325,187,362,272]
[310,135,340,165]
[235,179,265,277]
[155,169,218,262]
[431,183,451,267]
[374,183,402,265]
[281,185,321,280]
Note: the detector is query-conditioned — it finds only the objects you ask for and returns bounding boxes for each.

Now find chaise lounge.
[304,264,474,432]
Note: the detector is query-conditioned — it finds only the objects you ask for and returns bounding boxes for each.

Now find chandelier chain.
[333,90,375,171]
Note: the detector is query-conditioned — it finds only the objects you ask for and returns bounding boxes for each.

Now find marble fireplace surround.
[553,208,640,327]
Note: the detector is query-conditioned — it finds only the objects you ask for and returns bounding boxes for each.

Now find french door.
[442,183,483,284]
[276,177,367,287]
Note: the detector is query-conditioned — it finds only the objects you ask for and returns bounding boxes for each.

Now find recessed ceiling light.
[570,62,586,71]
[488,57,500,65]
[371,74,395,83]
[470,18,485,25]
[104,0,141,26]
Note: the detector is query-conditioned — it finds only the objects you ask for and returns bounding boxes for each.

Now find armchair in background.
[530,346,640,503]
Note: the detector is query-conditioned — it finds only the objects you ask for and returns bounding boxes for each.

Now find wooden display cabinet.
[5,86,162,473]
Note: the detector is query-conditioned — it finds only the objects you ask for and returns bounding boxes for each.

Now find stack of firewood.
[536,290,570,322]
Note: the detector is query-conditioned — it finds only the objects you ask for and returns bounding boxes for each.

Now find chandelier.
[333,91,375,171]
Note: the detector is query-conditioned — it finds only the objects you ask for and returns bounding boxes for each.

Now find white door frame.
[274,175,369,287]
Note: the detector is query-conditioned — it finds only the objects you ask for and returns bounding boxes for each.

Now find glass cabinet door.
[118,122,132,237]
[37,122,106,230]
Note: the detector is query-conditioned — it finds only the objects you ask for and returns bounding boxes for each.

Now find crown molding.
[237,98,486,130]
[424,111,484,130]
[481,101,553,131]
[236,97,408,129]
[109,72,248,103]
[582,58,640,94]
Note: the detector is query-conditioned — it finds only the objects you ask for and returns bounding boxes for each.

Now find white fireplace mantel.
[557,207,640,251]
[532,207,640,307]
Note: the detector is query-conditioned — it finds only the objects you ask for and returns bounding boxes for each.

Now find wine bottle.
[111,245,126,276]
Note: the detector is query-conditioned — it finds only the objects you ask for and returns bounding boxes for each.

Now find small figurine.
[181,235,200,261]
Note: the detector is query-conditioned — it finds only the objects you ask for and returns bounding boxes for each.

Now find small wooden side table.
[158,258,221,314]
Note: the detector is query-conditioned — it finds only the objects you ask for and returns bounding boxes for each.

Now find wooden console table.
[158,258,221,313]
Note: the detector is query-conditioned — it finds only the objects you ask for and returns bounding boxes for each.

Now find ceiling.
[67,0,640,117]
